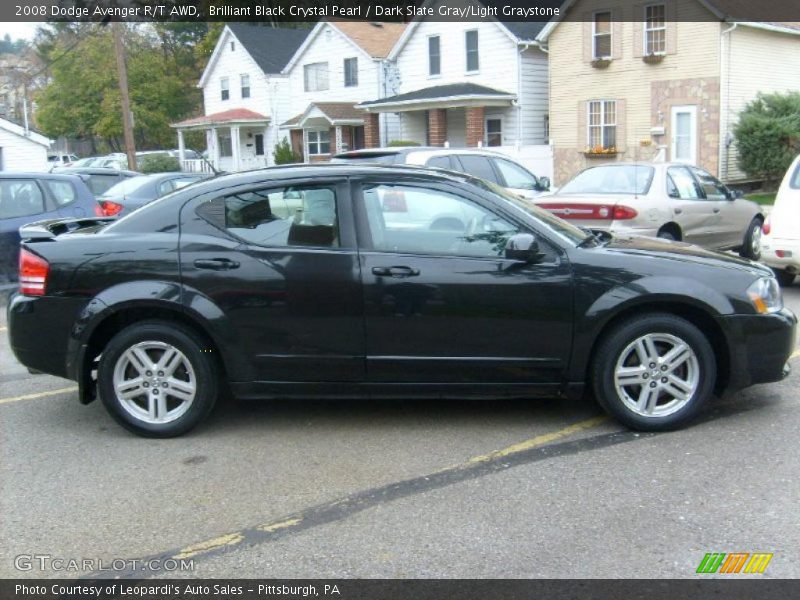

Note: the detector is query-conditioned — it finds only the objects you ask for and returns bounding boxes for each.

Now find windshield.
[470,178,588,245]
[559,165,655,195]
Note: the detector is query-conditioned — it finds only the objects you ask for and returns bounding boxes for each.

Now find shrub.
[138,153,181,174]
[273,137,301,165]
[733,92,800,186]
[387,140,421,147]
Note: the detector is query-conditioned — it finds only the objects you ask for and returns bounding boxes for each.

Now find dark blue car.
[0,173,97,285]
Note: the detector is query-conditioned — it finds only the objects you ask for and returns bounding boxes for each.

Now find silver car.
[537,163,764,259]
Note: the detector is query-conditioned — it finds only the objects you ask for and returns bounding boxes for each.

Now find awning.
[357,83,516,112]
[171,108,270,130]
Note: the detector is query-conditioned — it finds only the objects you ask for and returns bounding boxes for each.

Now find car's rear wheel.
[773,268,796,287]
[657,229,677,241]
[739,217,763,260]
[98,321,218,437]
[592,313,715,431]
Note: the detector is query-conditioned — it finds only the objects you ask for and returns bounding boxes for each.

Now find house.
[279,20,406,162]
[171,23,309,172]
[357,0,550,154]
[539,0,800,184]
[0,116,51,172]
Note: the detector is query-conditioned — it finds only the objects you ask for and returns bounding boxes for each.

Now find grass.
[745,192,777,206]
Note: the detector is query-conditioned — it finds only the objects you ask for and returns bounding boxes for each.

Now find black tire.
[591,313,716,431]
[657,229,677,241]
[773,268,796,288]
[739,217,763,260]
[98,320,218,437]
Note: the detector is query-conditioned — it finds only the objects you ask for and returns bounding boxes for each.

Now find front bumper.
[721,307,797,391]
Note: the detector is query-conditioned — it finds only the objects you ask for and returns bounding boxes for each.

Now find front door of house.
[671,106,697,165]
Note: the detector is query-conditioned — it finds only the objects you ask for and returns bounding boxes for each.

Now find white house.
[171,24,309,172]
[278,20,406,161]
[357,0,551,154]
[0,117,51,172]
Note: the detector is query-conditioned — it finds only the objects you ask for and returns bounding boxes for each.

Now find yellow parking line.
[0,386,78,405]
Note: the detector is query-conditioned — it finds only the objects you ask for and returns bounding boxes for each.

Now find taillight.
[537,203,638,221]
[611,205,638,220]
[19,248,49,296]
[762,217,771,236]
[97,200,123,217]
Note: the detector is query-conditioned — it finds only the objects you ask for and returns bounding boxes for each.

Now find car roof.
[52,167,140,176]
[334,147,511,159]
[0,172,85,181]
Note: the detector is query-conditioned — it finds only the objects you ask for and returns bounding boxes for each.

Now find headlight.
[747,277,783,314]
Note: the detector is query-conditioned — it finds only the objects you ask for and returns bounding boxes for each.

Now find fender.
[568,275,735,383]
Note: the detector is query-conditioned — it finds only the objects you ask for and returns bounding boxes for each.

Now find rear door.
[179,176,365,383]
[452,154,502,185]
[666,166,717,245]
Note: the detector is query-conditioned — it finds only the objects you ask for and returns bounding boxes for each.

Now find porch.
[281,102,367,163]
[171,108,271,173]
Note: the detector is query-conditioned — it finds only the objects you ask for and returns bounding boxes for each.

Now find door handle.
[674,208,683,215]
[713,208,721,213]
[372,266,420,278]
[194,258,240,270]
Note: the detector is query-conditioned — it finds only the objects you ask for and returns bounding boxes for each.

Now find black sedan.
[7,165,796,437]
[95,172,211,217]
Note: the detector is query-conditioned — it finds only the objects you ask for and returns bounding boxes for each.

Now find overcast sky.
[0,22,42,43]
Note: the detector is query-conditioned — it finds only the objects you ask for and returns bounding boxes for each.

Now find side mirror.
[728,188,744,200]
[538,176,551,191]
[505,233,543,263]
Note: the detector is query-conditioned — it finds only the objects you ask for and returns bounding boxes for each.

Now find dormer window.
[220,77,229,101]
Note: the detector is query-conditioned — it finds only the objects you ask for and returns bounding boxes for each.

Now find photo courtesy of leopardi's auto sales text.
[1,0,799,599]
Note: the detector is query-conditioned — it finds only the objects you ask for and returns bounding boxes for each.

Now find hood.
[598,234,772,276]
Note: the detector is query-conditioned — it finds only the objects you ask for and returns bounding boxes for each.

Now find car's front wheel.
[739,217,763,260]
[98,320,218,437]
[592,313,716,431]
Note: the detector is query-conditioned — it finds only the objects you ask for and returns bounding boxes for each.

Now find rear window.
[102,176,151,198]
[559,165,655,195]
[84,174,121,196]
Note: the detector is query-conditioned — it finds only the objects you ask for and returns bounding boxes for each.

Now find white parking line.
[0,386,78,405]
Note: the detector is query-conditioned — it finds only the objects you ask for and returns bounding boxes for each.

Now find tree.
[733,92,800,187]
[273,137,301,165]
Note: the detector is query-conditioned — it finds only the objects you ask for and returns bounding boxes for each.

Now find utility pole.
[112,22,137,171]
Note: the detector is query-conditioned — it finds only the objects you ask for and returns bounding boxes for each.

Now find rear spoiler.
[19,217,116,241]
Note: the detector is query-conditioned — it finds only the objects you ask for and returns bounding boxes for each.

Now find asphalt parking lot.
[1,284,799,579]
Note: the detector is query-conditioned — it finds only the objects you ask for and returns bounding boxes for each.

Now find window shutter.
[583,13,593,62]
[578,101,588,150]
[612,10,623,60]
[666,1,678,55]
[615,99,627,152]
[633,4,645,58]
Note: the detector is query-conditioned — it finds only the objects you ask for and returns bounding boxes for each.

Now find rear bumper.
[721,307,797,391]
[761,237,800,272]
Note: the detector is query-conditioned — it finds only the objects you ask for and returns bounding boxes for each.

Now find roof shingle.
[226,23,310,74]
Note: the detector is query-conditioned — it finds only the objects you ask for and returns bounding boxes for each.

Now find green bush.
[138,153,181,174]
[733,92,800,186]
[387,140,421,147]
[273,137,301,165]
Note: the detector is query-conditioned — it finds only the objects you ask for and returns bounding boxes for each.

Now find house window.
[304,62,329,92]
[220,77,229,101]
[307,130,331,156]
[644,4,667,55]
[465,30,479,72]
[543,115,550,143]
[240,74,250,99]
[485,118,502,147]
[593,11,612,59]
[428,36,441,76]
[344,57,358,87]
[587,100,616,150]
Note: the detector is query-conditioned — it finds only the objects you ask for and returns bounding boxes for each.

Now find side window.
[198,185,338,248]
[691,167,728,200]
[493,158,538,190]
[0,180,45,219]
[667,167,701,200]
[455,155,499,184]
[158,180,176,197]
[425,156,452,170]
[43,180,77,206]
[360,184,519,259]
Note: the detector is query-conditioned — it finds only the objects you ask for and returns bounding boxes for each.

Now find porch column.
[428,109,448,146]
[210,128,220,169]
[334,125,344,154]
[466,106,486,147]
[364,113,381,148]
[177,129,186,163]
[231,125,241,171]
[263,126,270,166]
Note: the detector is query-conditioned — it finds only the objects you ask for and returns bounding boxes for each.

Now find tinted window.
[454,155,499,184]
[691,167,728,200]
[0,180,45,219]
[43,180,77,206]
[425,156,452,170]
[84,174,121,196]
[361,184,519,258]
[158,180,176,196]
[667,167,701,199]
[103,176,151,198]
[199,185,338,248]
[560,165,654,195]
[493,158,538,189]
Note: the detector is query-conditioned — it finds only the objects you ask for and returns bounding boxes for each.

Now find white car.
[761,154,800,286]
[332,147,551,200]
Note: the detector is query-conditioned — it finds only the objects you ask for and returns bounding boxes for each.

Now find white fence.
[491,145,554,180]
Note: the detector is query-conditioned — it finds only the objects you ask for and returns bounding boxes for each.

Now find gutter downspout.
[517,43,530,150]
[720,22,737,182]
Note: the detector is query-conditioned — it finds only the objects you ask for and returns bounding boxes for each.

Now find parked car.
[332,147,550,200]
[7,165,795,437]
[0,173,97,284]
[761,154,800,287]
[50,167,140,197]
[535,163,764,259]
[95,172,211,217]
[47,153,79,168]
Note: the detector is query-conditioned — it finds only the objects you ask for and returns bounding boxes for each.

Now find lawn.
[745,192,777,206]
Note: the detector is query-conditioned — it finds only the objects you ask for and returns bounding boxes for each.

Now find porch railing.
[181,159,215,174]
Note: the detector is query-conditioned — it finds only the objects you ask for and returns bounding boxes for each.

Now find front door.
[354,178,573,385]
[666,166,718,246]
[671,106,697,165]
[180,177,364,382]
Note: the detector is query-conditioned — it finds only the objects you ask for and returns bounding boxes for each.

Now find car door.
[665,166,718,246]
[179,177,365,383]
[354,176,573,386]
[690,167,746,249]
[490,156,541,199]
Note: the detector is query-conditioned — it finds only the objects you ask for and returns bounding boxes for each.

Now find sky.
[0,22,42,43]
